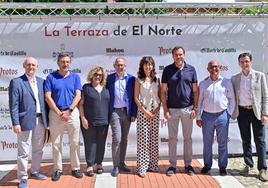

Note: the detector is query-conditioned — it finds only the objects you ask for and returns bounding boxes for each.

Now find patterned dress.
[136,79,160,173]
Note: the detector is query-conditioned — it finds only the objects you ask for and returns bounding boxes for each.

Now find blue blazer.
[106,73,137,120]
[9,74,48,131]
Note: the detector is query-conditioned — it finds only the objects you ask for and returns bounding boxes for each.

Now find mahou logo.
[0,67,18,76]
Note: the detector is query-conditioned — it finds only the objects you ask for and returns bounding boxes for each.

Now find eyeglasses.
[94,73,103,77]
[209,65,220,69]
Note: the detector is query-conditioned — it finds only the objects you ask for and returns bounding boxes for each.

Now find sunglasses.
[94,73,103,77]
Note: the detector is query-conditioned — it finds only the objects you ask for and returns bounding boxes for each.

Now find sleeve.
[8,79,20,126]
[226,79,236,116]
[192,67,198,83]
[196,81,204,120]
[44,75,52,92]
[75,74,82,91]
[261,73,268,115]
[161,67,168,84]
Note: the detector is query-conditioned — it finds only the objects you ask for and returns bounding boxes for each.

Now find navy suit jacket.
[106,73,137,120]
[9,74,48,131]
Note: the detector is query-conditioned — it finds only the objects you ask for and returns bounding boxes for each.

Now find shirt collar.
[115,72,127,79]
[25,74,35,83]
[207,75,223,82]
[172,61,188,70]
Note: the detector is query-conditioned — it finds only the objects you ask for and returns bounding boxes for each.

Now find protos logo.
[0,67,18,76]
[1,141,18,150]
[158,46,172,56]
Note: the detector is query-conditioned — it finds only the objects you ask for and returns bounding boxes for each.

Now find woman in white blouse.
[134,56,161,178]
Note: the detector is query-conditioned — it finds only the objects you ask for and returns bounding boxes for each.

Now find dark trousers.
[237,107,267,171]
[81,125,109,167]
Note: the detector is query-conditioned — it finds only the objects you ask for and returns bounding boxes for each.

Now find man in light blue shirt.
[196,60,235,176]
[106,57,137,177]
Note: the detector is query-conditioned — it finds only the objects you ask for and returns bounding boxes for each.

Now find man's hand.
[13,125,21,134]
[164,110,171,120]
[261,115,268,125]
[196,120,203,127]
[60,110,71,122]
[190,110,197,119]
[131,117,136,122]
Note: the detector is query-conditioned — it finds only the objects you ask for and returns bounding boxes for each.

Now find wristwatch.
[68,107,74,113]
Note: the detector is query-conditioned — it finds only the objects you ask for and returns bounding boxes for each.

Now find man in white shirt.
[197,60,235,176]
[231,52,268,181]
[9,57,48,188]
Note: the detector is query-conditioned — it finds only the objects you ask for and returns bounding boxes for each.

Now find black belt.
[239,105,253,110]
[59,107,69,111]
[36,113,42,117]
[114,107,126,111]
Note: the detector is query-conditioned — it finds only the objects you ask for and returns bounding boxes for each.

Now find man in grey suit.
[231,52,268,181]
[9,57,48,188]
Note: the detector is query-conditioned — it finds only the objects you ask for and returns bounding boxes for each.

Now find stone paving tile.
[227,156,268,188]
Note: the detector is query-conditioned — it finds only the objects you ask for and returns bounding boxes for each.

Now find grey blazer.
[9,74,48,131]
[231,69,268,120]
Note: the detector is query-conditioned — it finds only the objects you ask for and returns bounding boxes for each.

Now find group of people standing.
[8,46,268,188]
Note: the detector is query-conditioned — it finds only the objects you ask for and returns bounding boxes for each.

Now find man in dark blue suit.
[9,57,48,188]
[106,57,137,177]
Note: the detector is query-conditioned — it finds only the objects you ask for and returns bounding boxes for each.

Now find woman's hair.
[137,56,157,82]
[87,66,107,86]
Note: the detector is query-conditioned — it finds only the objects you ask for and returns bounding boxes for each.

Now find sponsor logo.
[200,48,236,53]
[158,46,172,56]
[106,69,115,74]
[43,68,81,74]
[52,51,74,58]
[0,50,26,56]
[0,125,12,131]
[0,105,10,118]
[0,86,8,92]
[0,67,18,76]
[106,48,124,55]
[1,141,18,150]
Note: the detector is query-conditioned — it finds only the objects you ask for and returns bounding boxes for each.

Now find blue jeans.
[201,110,230,168]
[237,107,267,171]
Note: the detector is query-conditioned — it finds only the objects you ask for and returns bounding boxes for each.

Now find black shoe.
[201,166,211,174]
[185,165,195,176]
[166,166,176,176]
[72,169,83,178]
[119,162,131,172]
[219,167,227,176]
[96,164,104,174]
[111,167,119,177]
[86,170,94,177]
[51,170,62,181]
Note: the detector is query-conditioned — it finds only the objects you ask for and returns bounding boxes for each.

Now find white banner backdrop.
[0,17,268,161]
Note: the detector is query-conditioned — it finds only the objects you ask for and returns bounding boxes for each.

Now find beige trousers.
[49,108,80,171]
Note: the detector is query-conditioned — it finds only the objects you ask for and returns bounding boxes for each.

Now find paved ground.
[228,156,268,188]
[1,157,265,188]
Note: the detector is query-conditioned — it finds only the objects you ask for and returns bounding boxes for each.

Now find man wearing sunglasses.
[196,60,235,176]
[106,57,137,177]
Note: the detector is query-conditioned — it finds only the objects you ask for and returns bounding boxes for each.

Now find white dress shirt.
[197,75,235,120]
[239,72,253,106]
[26,74,41,113]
